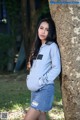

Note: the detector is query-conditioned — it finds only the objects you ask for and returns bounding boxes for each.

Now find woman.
[24,18,61,120]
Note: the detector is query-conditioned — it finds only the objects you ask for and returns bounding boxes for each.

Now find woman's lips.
[39,35,45,38]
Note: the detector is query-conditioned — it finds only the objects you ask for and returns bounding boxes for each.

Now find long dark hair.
[30,18,58,66]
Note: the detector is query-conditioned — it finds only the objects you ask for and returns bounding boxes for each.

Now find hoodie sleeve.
[39,43,61,86]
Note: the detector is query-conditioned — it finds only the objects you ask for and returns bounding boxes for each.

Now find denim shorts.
[30,84,54,112]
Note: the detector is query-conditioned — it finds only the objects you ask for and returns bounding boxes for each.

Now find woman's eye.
[40,27,43,29]
[39,27,49,31]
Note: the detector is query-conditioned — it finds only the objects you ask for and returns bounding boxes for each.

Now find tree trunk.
[48,3,80,120]
[29,0,39,43]
[21,0,38,63]
[21,0,31,62]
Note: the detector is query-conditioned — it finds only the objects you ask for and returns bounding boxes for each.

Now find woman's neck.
[41,40,46,44]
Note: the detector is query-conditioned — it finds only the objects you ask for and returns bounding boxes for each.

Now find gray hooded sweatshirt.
[26,42,61,91]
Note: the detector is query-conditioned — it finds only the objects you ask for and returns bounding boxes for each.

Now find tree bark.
[29,0,39,43]
[21,0,38,64]
[48,2,80,120]
[21,0,30,62]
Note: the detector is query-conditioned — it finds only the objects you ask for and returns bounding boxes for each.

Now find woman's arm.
[39,43,61,86]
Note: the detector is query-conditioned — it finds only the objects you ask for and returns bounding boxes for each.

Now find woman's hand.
[27,61,31,70]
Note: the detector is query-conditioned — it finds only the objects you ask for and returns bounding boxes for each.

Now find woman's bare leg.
[24,107,40,120]
[38,112,46,120]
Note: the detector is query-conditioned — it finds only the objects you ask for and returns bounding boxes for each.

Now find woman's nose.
[42,29,45,34]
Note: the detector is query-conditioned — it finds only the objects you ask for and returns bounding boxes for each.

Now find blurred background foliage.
[0,0,51,73]
[0,34,15,71]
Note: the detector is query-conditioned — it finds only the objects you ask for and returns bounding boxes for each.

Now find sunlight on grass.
[12,104,22,111]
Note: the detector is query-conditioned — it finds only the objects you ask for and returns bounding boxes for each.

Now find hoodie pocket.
[26,74,42,91]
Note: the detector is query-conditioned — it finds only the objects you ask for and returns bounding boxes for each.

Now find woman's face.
[38,21,49,44]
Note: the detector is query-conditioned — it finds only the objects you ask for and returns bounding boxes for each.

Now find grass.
[0,73,30,111]
[0,73,64,120]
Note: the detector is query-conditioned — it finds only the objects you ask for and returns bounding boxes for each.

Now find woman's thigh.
[38,112,46,120]
[24,107,41,120]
